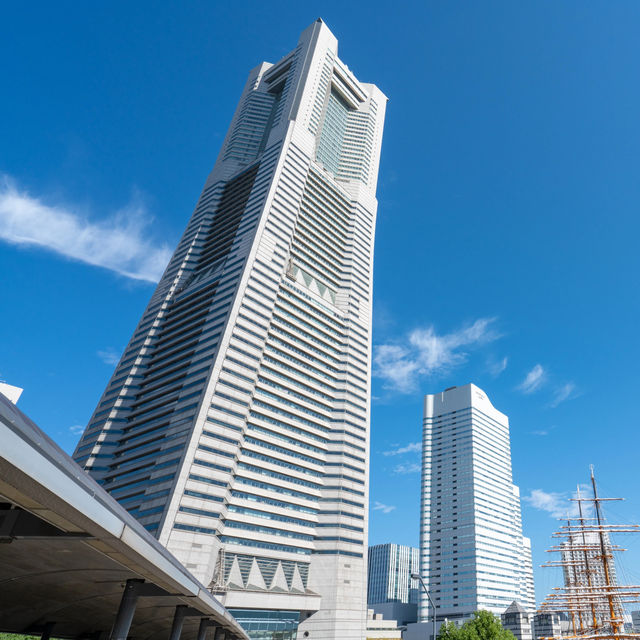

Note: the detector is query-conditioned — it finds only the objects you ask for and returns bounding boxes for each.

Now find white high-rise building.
[521,537,536,610]
[418,384,535,622]
[73,19,386,640]
[561,531,621,629]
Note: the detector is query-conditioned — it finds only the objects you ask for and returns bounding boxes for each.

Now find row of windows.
[247,423,324,455]
[230,490,317,515]
[227,504,314,528]
[258,376,332,412]
[235,476,318,502]
[174,522,217,535]
[244,435,323,467]
[184,489,224,502]
[237,462,321,490]
[250,410,326,444]
[241,448,323,478]
[255,387,329,422]
[220,535,311,555]
[188,473,227,488]
[179,505,219,518]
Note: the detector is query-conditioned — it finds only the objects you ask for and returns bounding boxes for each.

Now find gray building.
[533,612,561,640]
[368,543,419,604]
[72,19,386,640]
[368,543,419,625]
[502,601,533,640]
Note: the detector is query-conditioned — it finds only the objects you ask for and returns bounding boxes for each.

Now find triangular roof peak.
[504,600,527,614]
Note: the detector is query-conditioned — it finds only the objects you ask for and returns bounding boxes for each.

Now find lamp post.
[412,573,437,640]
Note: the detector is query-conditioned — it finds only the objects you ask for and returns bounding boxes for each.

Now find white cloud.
[523,489,578,518]
[374,317,500,393]
[393,462,421,475]
[97,348,121,366]
[373,501,396,514]
[518,364,546,394]
[523,486,592,519]
[69,424,84,435]
[0,175,171,282]
[383,442,421,457]
[550,382,578,407]
[373,345,419,393]
[530,429,549,436]
[488,356,508,377]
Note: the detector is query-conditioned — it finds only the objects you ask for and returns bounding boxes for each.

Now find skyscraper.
[368,543,419,605]
[368,543,420,626]
[73,19,386,640]
[521,537,536,611]
[418,384,535,624]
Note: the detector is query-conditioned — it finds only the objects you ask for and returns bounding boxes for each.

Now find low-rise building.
[502,601,533,640]
[533,612,561,640]
[366,609,402,640]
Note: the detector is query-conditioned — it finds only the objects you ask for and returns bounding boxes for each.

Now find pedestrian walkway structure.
[0,394,248,640]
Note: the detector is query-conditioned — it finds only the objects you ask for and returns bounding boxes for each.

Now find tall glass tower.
[419,384,535,623]
[368,543,420,605]
[73,19,386,640]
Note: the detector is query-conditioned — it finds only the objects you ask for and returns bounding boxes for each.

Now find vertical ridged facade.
[367,543,420,605]
[73,19,386,640]
[419,385,535,623]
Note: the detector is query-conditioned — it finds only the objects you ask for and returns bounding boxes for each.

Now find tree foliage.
[438,620,464,640]
[437,610,517,640]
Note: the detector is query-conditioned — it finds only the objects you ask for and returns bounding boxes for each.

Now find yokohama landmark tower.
[73,20,386,640]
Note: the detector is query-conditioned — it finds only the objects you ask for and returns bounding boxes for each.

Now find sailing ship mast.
[540,467,640,640]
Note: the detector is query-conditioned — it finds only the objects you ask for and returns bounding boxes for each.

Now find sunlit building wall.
[73,19,386,640]
[419,384,535,621]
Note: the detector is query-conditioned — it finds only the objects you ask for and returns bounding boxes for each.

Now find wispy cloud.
[531,429,550,436]
[488,356,508,377]
[97,348,121,366]
[374,317,500,393]
[523,489,577,518]
[373,501,396,514]
[550,382,578,408]
[69,424,85,435]
[518,364,546,394]
[523,486,591,519]
[393,462,421,475]
[0,175,171,282]
[383,442,421,457]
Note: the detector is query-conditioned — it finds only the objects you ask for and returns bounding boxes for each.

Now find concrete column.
[169,605,188,640]
[40,622,55,640]
[197,619,210,640]
[109,579,144,640]
[213,629,226,640]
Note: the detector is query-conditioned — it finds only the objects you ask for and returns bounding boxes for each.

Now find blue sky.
[3,1,640,605]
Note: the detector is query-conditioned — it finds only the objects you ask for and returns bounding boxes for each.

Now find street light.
[412,573,437,640]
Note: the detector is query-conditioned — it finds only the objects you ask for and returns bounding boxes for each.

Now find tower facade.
[419,384,535,622]
[521,537,536,610]
[73,20,386,640]
[368,543,420,605]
